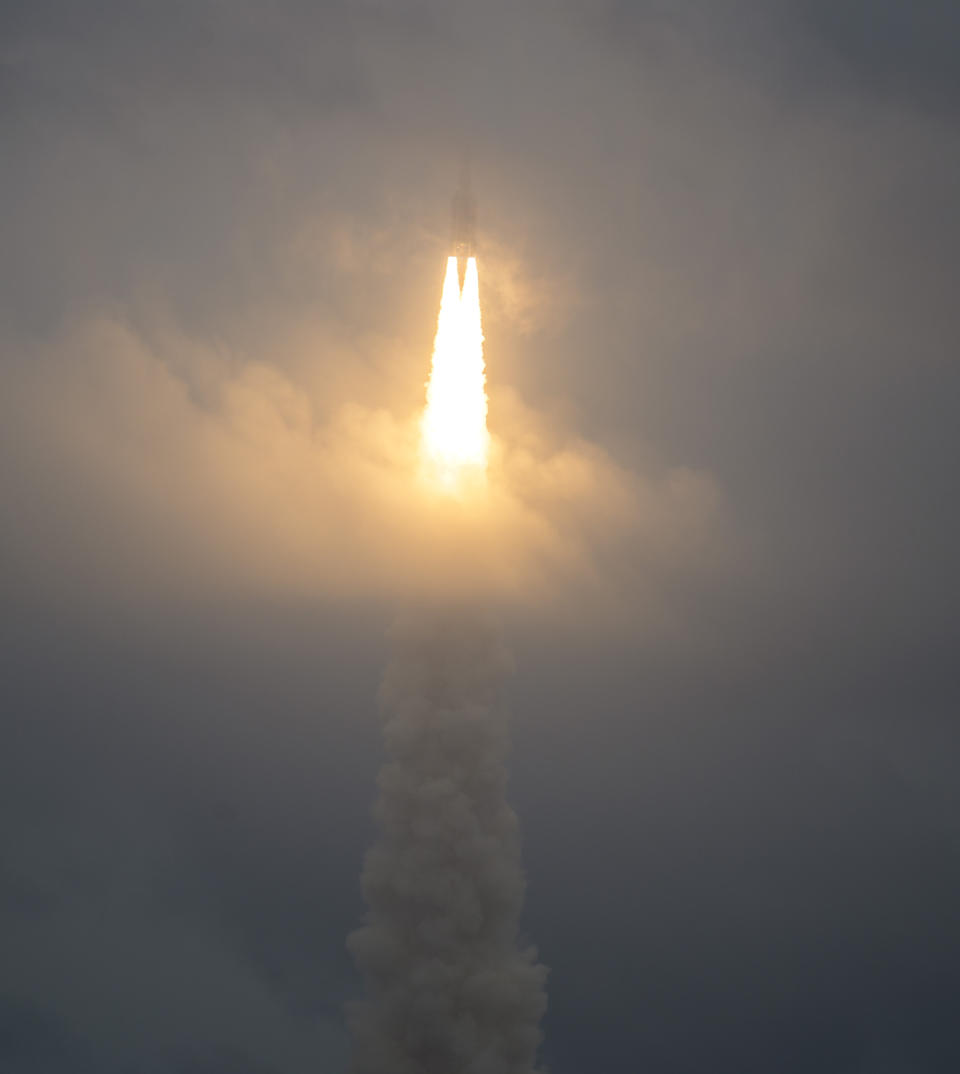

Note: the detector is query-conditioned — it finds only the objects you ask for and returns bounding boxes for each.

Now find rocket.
[451,164,476,289]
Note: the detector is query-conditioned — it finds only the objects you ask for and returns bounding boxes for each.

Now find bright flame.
[421,256,488,486]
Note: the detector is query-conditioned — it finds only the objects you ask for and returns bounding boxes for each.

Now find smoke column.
[347,608,547,1074]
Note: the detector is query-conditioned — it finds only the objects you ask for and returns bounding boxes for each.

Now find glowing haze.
[348,253,548,1073]
[421,256,489,486]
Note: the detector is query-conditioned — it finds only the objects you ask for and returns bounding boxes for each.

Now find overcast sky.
[2,2,959,1072]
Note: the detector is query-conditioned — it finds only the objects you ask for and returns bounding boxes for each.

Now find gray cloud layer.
[2,1,959,1071]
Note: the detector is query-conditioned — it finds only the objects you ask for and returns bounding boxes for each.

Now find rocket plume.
[347,610,548,1074]
[349,244,544,1070]
[421,256,489,485]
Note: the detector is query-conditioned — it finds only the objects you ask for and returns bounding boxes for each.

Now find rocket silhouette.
[451,162,476,289]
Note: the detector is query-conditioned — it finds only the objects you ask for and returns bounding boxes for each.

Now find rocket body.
[451,167,476,288]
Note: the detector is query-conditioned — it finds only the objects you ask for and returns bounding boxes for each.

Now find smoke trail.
[347,608,547,1074]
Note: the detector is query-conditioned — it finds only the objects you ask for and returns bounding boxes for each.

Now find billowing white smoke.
[347,609,547,1074]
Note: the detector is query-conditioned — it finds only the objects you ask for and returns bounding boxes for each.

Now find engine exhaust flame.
[421,256,489,487]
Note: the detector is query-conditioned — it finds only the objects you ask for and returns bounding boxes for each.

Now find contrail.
[347,608,547,1074]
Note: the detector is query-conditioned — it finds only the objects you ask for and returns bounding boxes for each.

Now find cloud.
[3,3,960,1072]
[0,313,725,619]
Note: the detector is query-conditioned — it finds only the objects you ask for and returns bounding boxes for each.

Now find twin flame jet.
[420,169,488,482]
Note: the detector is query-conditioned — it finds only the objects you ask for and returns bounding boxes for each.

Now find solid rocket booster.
[451,165,476,288]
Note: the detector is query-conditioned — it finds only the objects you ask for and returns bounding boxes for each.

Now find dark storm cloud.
[0,995,103,1073]
[2,1,959,1072]
[596,0,960,113]
[798,0,960,114]
[1,0,368,121]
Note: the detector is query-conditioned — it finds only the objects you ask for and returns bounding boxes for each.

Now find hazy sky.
[2,2,959,1071]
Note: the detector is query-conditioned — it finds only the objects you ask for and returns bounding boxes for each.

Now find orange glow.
[421,256,488,488]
